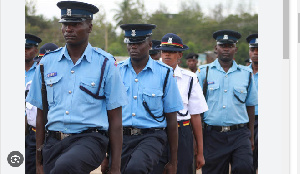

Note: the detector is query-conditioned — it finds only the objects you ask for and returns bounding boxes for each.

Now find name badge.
[208,81,214,85]
[47,72,57,77]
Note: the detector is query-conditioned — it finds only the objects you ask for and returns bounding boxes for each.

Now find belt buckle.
[60,132,70,140]
[221,126,230,132]
[130,128,141,135]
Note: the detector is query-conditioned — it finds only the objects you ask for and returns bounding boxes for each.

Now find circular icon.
[7,151,24,167]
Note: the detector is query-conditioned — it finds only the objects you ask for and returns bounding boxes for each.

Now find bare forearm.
[107,107,123,172]
[190,114,203,156]
[165,112,178,163]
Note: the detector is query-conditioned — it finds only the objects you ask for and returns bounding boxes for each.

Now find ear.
[214,45,217,52]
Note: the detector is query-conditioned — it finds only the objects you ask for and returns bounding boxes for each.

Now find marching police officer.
[246,33,258,172]
[196,30,258,174]
[117,24,183,174]
[25,33,42,174]
[153,33,208,174]
[26,1,127,173]
[185,53,199,73]
[149,39,161,60]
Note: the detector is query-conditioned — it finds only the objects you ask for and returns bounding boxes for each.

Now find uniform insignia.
[168,37,173,44]
[131,30,136,37]
[124,38,130,43]
[208,81,214,85]
[198,68,200,72]
[67,9,72,16]
[114,61,118,67]
[223,35,228,39]
[255,38,258,43]
[47,72,57,77]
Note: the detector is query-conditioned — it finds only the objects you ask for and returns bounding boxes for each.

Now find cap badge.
[124,38,129,43]
[67,9,72,16]
[255,38,258,43]
[131,30,136,37]
[168,37,173,44]
[223,35,228,39]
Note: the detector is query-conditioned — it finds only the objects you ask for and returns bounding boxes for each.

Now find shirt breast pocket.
[45,76,62,106]
[142,88,163,111]
[233,87,248,104]
[80,78,102,103]
[207,84,220,102]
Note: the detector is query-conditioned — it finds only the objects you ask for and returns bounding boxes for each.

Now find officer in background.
[196,30,257,174]
[185,53,199,73]
[153,33,208,174]
[25,33,42,174]
[26,1,127,173]
[149,39,161,60]
[246,33,258,172]
[33,43,59,63]
[118,24,183,174]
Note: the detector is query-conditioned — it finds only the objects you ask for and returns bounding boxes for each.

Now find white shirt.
[25,81,37,127]
[174,66,208,121]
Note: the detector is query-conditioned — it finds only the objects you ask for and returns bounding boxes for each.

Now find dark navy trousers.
[121,130,167,174]
[202,126,254,174]
[151,123,194,174]
[25,128,36,174]
[42,132,108,174]
[253,118,258,171]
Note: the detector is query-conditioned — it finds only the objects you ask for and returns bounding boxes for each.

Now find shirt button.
[135,79,138,82]
[210,88,213,90]
[225,75,228,78]
[66,111,69,115]
[49,84,53,87]
[71,70,75,74]
[69,91,72,94]
[224,90,227,93]
[152,94,155,97]
[91,82,95,86]
[133,96,137,99]
[132,113,136,116]
[223,106,226,109]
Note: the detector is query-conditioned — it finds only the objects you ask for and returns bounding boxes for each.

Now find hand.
[163,161,177,174]
[251,138,254,151]
[195,154,205,170]
[36,162,44,174]
[101,157,109,174]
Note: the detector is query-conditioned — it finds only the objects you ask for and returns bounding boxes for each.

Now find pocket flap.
[45,76,62,86]
[143,88,163,97]
[233,87,247,101]
[80,78,98,88]
[208,84,220,91]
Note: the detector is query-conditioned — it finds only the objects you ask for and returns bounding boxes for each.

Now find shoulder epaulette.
[44,47,62,56]
[238,64,253,72]
[93,47,115,60]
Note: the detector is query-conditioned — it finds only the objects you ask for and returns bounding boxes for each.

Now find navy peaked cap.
[185,53,199,60]
[57,1,99,23]
[213,30,241,44]
[120,24,156,43]
[149,40,161,55]
[246,34,258,47]
[25,34,42,48]
[155,33,189,51]
[33,43,59,62]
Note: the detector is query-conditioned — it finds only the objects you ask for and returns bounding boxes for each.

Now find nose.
[65,24,73,32]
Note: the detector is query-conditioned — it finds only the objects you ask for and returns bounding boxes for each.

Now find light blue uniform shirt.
[25,62,37,86]
[26,43,128,133]
[196,59,258,126]
[249,64,258,115]
[118,57,183,128]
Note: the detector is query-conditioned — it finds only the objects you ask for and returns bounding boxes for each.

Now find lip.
[64,35,76,39]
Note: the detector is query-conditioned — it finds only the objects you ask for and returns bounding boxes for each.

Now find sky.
[33,0,258,23]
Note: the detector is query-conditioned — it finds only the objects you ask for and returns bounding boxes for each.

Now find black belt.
[255,115,258,120]
[47,128,107,141]
[123,127,165,136]
[204,123,246,132]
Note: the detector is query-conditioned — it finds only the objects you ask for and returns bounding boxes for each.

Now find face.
[186,59,198,70]
[161,50,183,69]
[61,21,92,45]
[215,43,237,62]
[25,46,38,63]
[127,40,152,61]
[249,47,258,65]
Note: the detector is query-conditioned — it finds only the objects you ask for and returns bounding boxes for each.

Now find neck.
[131,55,149,74]
[190,67,197,73]
[252,62,258,74]
[25,60,34,72]
[66,42,88,64]
[218,59,233,72]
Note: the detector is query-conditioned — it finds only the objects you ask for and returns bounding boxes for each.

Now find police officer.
[153,33,208,174]
[185,53,199,73]
[196,30,258,174]
[246,33,258,172]
[25,33,42,174]
[149,39,161,60]
[118,24,183,174]
[33,43,59,63]
[26,1,127,173]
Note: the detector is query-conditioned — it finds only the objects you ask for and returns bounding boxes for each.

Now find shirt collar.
[30,62,38,70]
[58,43,92,63]
[123,56,154,73]
[174,65,182,78]
[212,58,239,73]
